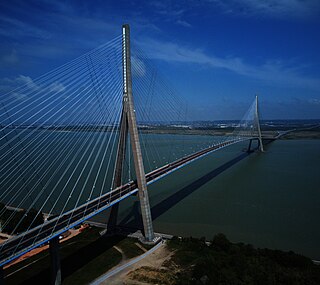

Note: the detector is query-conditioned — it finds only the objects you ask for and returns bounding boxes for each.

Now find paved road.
[90,240,164,285]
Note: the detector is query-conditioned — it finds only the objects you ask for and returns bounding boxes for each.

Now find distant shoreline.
[140,128,320,139]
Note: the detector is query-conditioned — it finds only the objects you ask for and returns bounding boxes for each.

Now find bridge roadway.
[0,137,249,266]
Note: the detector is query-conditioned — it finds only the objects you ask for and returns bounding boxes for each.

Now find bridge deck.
[0,137,248,266]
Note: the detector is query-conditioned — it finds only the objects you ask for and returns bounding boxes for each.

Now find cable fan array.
[0,35,124,237]
[130,44,237,176]
[231,98,262,140]
[0,29,262,260]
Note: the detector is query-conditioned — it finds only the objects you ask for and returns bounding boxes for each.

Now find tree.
[211,233,231,251]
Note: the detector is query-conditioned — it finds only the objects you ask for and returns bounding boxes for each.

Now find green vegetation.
[129,266,177,285]
[62,234,146,285]
[62,232,122,285]
[116,237,145,258]
[281,129,320,139]
[141,128,234,137]
[0,203,44,234]
[5,227,149,285]
[166,234,320,285]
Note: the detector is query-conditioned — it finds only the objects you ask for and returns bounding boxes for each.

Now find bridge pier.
[107,203,119,233]
[49,237,61,285]
[0,266,4,285]
[106,24,155,242]
[247,139,253,153]
[122,24,155,243]
[247,138,265,153]
[257,138,262,151]
[255,95,264,152]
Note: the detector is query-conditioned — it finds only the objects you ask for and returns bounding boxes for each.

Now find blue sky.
[0,0,319,120]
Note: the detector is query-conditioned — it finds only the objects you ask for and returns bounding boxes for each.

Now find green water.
[1,129,319,259]
[116,139,320,260]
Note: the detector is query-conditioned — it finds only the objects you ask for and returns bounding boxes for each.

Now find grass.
[128,266,176,285]
[117,237,145,259]
[62,246,121,285]
[4,226,150,285]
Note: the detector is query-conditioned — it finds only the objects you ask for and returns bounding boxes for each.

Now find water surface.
[115,139,320,259]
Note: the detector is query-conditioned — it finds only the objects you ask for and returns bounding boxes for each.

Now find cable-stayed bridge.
[0,25,276,283]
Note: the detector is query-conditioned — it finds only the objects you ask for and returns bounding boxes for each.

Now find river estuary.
[114,138,320,260]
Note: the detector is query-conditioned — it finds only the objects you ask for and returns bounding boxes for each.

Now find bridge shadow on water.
[119,148,259,230]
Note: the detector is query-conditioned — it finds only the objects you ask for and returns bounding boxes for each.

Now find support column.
[0,266,4,285]
[107,203,119,232]
[255,95,264,152]
[49,237,61,285]
[247,139,253,153]
[122,24,154,242]
[107,111,128,232]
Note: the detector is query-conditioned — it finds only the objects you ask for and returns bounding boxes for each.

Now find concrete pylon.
[108,24,155,242]
[0,266,4,285]
[255,95,264,152]
[107,110,128,232]
[49,237,61,285]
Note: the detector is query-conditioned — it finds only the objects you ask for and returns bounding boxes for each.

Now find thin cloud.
[176,20,192,28]
[1,75,39,91]
[308,98,320,105]
[132,56,147,77]
[0,75,39,101]
[48,82,66,93]
[0,75,66,99]
[0,2,119,63]
[209,0,320,19]
[1,49,19,65]
[0,16,51,40]
[149,1,185,17]
[139,38,320,91]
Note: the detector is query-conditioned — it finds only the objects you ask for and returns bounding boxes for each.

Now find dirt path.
[98,241,172,285]
[134,242,147,253]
